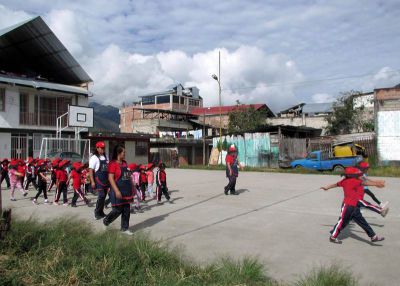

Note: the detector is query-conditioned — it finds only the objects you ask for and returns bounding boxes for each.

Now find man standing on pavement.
[89,141,109,220]
[224,144,242,195]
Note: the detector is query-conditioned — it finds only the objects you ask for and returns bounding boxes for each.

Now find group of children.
[0,156,170,210]
[321,161,389,244]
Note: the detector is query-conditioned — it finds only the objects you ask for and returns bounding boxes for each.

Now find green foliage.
[228,105,268,134]
[295,264,358,286]
[325,90,374,135]
[0,219,273,285]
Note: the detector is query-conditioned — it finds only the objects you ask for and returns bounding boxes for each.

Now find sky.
[1,0,400,112]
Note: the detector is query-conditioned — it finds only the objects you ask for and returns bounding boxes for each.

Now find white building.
[0,17,92,159]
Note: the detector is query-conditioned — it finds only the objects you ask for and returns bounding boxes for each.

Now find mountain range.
[88,101,120,132]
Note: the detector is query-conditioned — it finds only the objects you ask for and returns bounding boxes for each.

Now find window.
[135,141,148,156]
[0,88,5,111]
[157,95,170,104]
[180,97,185,104]
[173,96,180,103]
[189,99,200,106]
[142,96,155,105]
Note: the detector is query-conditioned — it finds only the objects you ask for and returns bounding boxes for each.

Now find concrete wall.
[0,132,11,158]
[377,110,400,162]
[0,87,19,128]
[267,116,328,131]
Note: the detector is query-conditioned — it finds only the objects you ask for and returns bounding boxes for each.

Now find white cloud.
[311,93,336,103]
[0,4,32,28]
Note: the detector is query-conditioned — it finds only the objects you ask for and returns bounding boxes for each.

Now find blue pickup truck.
[290,151,363,172]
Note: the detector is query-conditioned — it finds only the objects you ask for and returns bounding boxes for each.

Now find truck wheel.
[333,165,344,172]
[295,165,303,170]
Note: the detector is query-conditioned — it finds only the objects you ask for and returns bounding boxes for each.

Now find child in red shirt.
[139,165,148,201]
[156,162,170,204]
[69,162,90,207]
[54,160,70,206]
[321,167,385,244]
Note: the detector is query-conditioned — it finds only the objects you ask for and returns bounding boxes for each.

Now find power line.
[221,68,400,92]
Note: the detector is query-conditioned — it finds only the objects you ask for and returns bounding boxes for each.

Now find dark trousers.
[357,200,382,215]
[72,188,87,205]
[24,176,38,190]
[95,188,108,216]
[225,176,237,193]
[157,184,170,201]
[364,188,381,205]
[331,204,376,239]
[103,204,130,231]
[1,171,10,188]
[47,179,57,192]
[140,183,147,200]
[55,182,68,203]
[34,183,48,200]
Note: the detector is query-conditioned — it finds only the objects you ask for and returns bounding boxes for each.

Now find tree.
[228,105,267,134]
[325,90,374,135]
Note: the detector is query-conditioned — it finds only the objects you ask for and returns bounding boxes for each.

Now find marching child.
[156,162,170,204]
[139,165,148,201]
[32,159,49,204]
[17,159,26,187]
[24,158,38,191]
[146,163,155,199]
[47,158,61,193]
[54,159,70,206]
[9,159,28,201]
[69,162,90,207]
[321,167,385,244]
[1,158,11,188]
[129,163,141,211]
[81,163,91,195]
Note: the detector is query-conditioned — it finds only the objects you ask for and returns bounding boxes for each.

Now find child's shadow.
[141,196,184,212]
[340,224,384,246]
[129,213,169,232]
[234,189,250,195]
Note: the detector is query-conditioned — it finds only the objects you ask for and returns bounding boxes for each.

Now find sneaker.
[157,201,163,205]
[10,198,16,201]
[44,200,49,204]
[381,207,389,217]
[224,186,229,195]
[380,201,389,209]
[95,213,106,220]
[121,230,133,236]
[53,201,60,205]
[230,191,238,195]
[23,192,28,197]
[71,204,77,208]
[32,199,38,205]
[371,235,385,242]
[329,236,342,244]
[63,202,69,206]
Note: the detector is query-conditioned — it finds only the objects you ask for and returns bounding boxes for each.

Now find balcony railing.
[19,112,67,127]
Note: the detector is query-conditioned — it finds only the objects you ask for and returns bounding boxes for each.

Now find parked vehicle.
[290,150,363,171]
[46,151,85,163]
[332,141,367,159]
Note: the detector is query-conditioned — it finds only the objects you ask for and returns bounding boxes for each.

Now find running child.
[129,163,141,211]
[32,159,49,204]
[47,158,61,193]
[9,159,28,201]
[24,157,38,191]
[321,167,385,244]
[1,158,10,189]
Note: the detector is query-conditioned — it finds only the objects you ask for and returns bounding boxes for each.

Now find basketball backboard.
[68,105,94,128]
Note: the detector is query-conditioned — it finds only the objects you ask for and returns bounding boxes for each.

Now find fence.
[39,138,90,163]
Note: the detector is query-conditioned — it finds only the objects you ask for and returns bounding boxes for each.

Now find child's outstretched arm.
[321,183,338,191]
[363,180,385,188]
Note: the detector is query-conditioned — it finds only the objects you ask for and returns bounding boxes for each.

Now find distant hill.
[89,101,120,132]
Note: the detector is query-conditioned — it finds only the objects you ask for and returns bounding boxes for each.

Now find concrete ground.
[2,169,399,285]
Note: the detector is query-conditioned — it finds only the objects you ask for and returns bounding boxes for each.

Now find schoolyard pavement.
[2,169,399,285]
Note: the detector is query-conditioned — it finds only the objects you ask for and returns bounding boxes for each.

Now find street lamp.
[212,52,222,164]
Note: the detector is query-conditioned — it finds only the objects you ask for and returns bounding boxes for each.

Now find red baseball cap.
[96,141,105,148]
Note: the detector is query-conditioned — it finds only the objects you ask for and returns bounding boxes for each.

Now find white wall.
[377,111,400,161]
[0,132,11,158]
[0,87,19,128]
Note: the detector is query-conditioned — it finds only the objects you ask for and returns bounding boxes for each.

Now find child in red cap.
[32,160,49,204]
[146,163,155,199]
[321,167,385,244]
[54,160,70,206]
[9,159,28,201]
[68,162,90,207]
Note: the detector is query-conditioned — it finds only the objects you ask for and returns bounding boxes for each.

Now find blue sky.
[0,0,399,111]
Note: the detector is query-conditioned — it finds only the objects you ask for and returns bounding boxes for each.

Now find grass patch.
[295,264,358,286]
[0,219,273,285]
[0,219,363,285]
[178,165,400,177]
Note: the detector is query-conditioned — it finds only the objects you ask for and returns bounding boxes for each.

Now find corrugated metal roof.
[302,102,334,113]
[0,16,92,85]
[191,104,272,116]
[0,75,89,95]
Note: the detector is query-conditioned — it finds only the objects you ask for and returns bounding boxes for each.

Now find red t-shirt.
[17,165,26,177]
[70,170,81,189]
[56,169,68,183]
[108,160,127,182]
[140,172,148,184]
[225,154,234,165]
[337,178,363,206]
